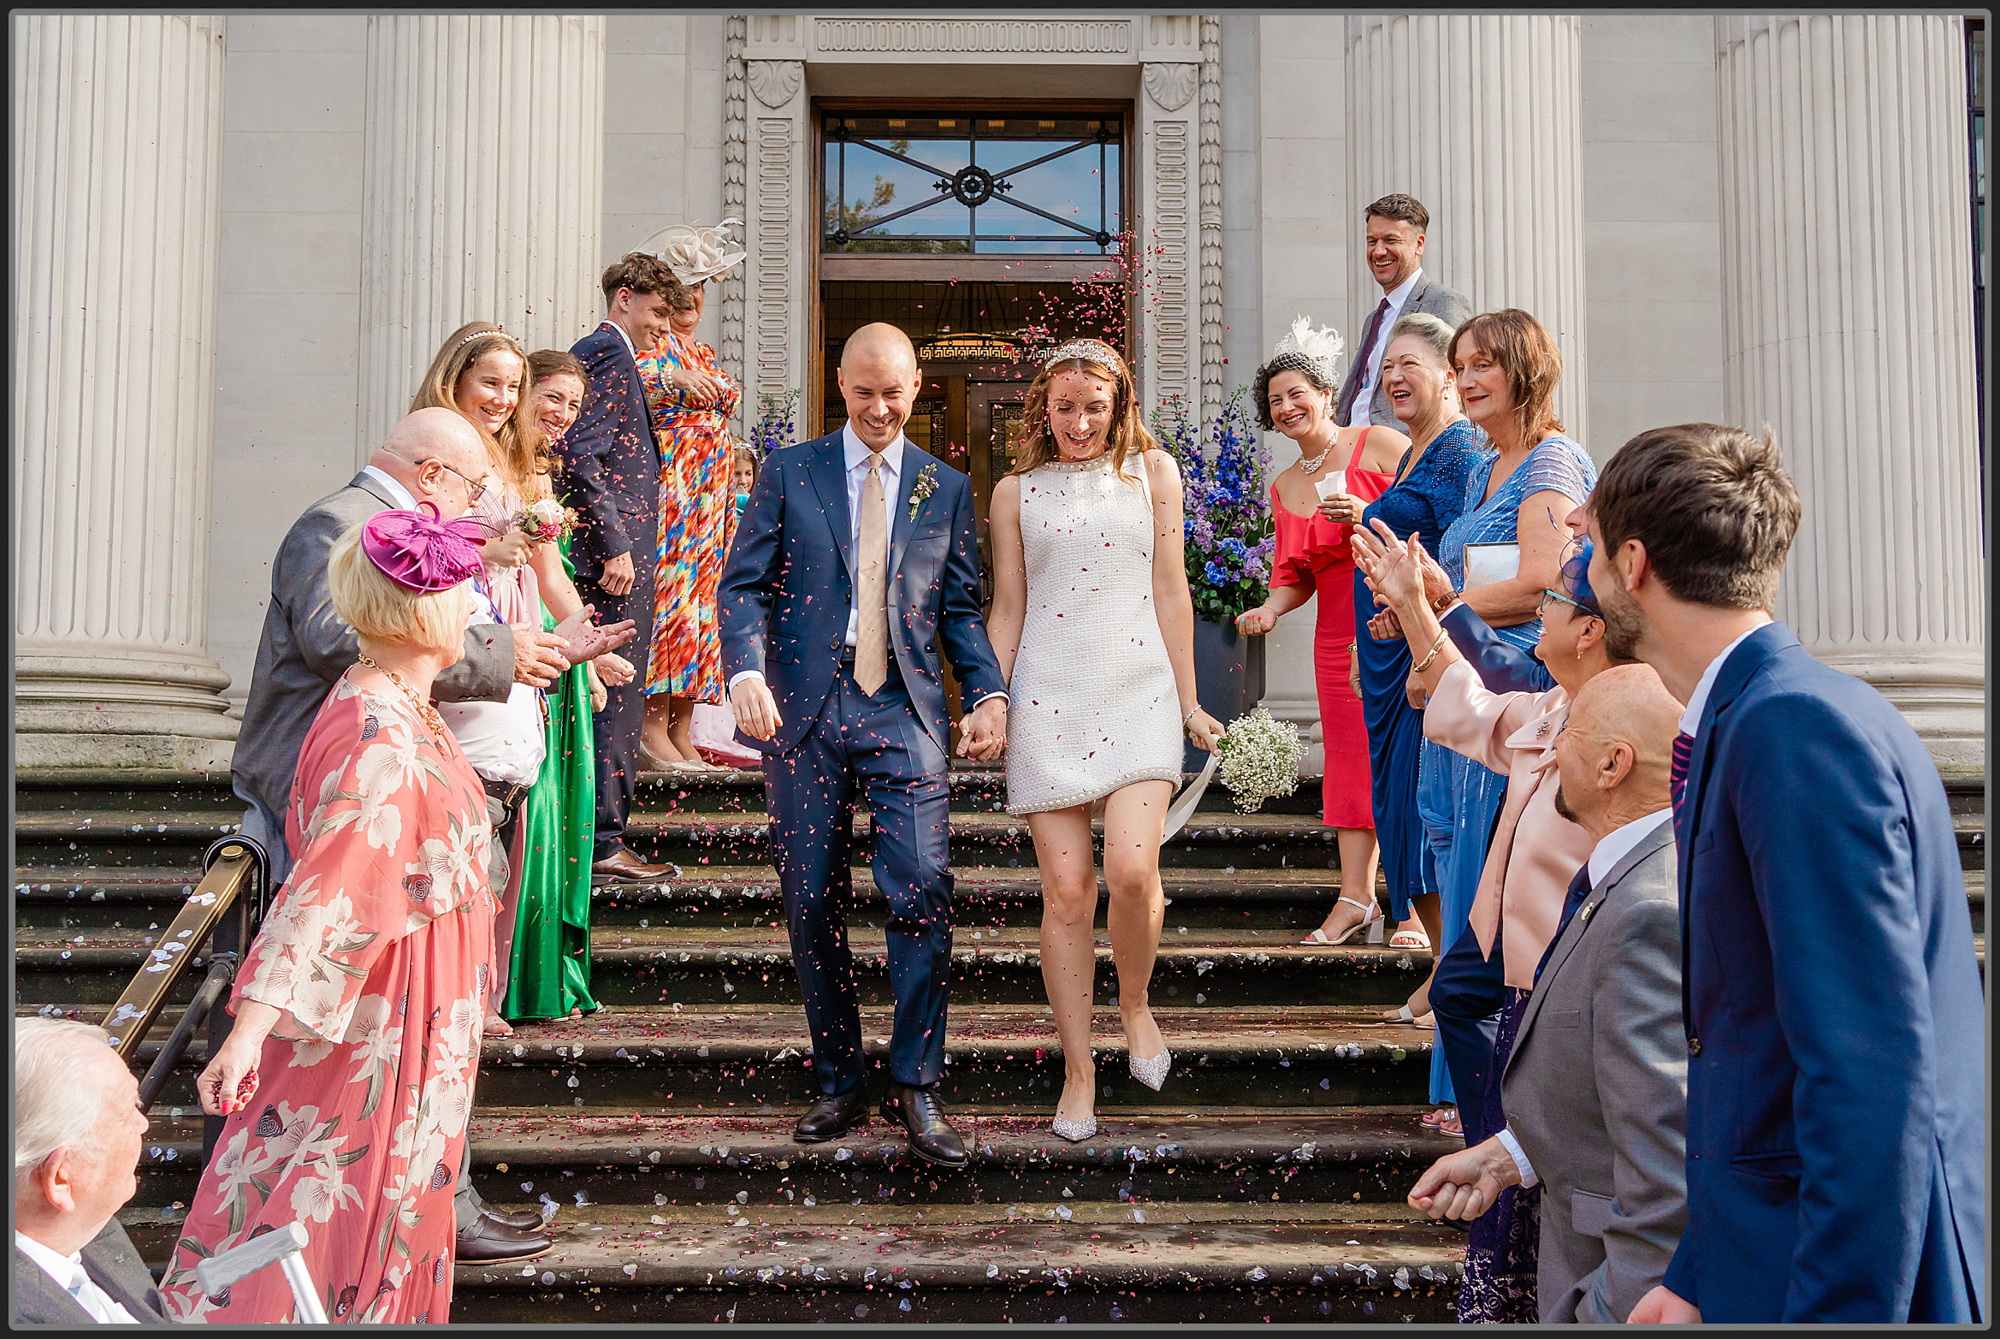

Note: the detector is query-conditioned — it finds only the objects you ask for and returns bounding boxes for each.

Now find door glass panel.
[824,112,1123,255]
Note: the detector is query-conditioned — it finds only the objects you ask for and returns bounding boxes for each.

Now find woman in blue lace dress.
[1419,310,1595,1324]
[1348,314,1482,987]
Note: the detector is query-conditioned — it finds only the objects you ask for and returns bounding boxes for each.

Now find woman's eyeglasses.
[425,459,488,502]
[1540,587,1586,617]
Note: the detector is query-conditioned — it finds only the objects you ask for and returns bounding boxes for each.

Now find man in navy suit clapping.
[1573,423,1983,1325]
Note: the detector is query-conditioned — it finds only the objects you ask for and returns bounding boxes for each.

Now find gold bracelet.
[1412,628,1451,674]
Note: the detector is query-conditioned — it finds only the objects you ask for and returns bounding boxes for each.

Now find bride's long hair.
[1012,340,1155,481]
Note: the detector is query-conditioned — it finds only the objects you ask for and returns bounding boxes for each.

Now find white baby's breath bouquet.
[1215,708,1302,814]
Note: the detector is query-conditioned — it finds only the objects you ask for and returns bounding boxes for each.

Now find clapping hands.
[551,604,638,666]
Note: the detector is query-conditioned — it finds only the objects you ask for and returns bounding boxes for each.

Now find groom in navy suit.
[561,251,679,882]
[718,323,1008,1166]
[1575,423,1984,1324]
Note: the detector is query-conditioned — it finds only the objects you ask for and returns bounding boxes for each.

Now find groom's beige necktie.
[854,451,889,695]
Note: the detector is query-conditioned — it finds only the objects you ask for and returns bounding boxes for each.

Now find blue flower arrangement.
[1152,387,1277,623]
[747,389,800,459]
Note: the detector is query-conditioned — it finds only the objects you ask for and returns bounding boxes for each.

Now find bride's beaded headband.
[457,326,523,351]
[1044,339,1123,375]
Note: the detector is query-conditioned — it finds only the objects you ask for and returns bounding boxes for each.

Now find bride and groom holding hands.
[719,322,1225,1165]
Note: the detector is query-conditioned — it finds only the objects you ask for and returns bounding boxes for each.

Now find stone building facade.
[13,13,1985,780]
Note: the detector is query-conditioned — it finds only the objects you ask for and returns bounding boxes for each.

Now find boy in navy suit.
[1573,423,1983,1324]
[560,252,678,881]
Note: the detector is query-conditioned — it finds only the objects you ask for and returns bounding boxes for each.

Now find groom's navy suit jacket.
[1661,622,1984,1322]
[717,428,1006,755]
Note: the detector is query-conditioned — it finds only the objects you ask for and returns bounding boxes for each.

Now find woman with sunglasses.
[1357,524,1633,1324]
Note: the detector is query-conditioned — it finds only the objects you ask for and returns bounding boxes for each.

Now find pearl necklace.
[356,654,447,741]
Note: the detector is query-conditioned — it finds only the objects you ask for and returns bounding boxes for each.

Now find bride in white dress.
[986,339,1226,1141]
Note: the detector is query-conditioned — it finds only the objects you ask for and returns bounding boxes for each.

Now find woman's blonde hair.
[410,322,548,501]
[1012,341,1155,480]
[328,519,469,653]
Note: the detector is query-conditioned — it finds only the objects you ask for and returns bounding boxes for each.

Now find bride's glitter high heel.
[1050,1113,1098,1142]
[1128,1048,1172,1091]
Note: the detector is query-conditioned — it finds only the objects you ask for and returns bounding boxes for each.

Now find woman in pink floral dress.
[160,509,495,1325]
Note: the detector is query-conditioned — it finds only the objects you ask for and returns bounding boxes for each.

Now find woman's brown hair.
[1447,309,1564,446]
[1011,340,1155,481]
[523,349,590,495]
[410,321,545,499]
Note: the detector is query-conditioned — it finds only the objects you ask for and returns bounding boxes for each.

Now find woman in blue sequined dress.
[1349,314,1482,995]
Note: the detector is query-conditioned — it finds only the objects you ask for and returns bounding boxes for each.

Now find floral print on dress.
[160,671,493,1324]
[636,331,740,703]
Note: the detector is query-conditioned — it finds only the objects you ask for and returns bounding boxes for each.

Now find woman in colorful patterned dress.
[160,509,494,1324]
[633,220,746,768]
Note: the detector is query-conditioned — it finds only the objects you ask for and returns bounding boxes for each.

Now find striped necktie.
[1534,866,1593,983]
[1670,730,1694,816]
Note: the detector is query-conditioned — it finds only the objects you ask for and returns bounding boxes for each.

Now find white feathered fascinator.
[1272,315,1344,384]
[641,218,748,285]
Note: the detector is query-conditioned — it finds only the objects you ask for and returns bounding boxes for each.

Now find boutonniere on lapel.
[908,462,939,520]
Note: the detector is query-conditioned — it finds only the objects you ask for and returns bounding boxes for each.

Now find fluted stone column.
[13,14,237,771]
[355,15,605,458]
[1716,15,1984,777]
[1346,15,1588,443]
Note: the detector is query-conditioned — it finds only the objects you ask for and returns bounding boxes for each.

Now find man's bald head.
[837,323,923,451]
[370,408,492,520]
[1553,663,1684,838]
[840,322,918,376]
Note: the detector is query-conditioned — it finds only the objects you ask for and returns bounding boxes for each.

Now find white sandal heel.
[1300,895,1383,946]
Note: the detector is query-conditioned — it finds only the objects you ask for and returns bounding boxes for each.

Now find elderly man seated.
[13,1018,166,1324]
[1406,666,1690,1322]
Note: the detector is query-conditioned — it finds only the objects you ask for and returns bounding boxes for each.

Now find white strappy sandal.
[1299,896,1384,946]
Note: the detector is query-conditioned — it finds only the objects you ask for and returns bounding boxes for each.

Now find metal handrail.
[100,835,269,1122]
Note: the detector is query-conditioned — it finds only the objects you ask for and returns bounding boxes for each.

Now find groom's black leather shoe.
[880,1081,968,1168]
[794,1086,871,1142]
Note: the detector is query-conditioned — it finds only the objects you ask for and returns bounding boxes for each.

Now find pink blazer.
[1423,659,1595,989]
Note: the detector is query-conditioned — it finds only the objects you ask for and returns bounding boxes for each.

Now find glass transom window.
[822,112,1124,255]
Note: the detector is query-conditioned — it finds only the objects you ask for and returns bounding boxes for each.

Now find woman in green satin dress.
[503,351,634,1021]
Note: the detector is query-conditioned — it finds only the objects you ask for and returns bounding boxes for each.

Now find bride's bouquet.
[516,497,578,544]
[1215,708,1303,814]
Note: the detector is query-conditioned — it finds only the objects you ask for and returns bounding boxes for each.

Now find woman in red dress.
[1236,320,1409,944]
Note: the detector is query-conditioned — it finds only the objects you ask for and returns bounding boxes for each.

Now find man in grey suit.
[230,407,569,886]
[14,1018,168,1324]
[1407,665,1688,1323]
[1334,193,1473,428]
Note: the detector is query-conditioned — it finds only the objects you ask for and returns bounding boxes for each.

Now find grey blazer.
[1501,817,1688,1324]
[1334,272,1473,428]
[230,471,515,827]
[13,1219,170,1324]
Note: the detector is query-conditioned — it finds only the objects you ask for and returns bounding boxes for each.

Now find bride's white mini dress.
[1005,452,1184,815]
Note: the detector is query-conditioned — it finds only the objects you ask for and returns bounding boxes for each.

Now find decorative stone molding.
[1140,116,1194,414]
[752,114,800,399]
[1197,15,1224,421]
[720,16,748,428]
[1714,14,1984,775]
[13,14,238,768]
[813,18,1132,55]
[355,15,606,458]
[1345,15,1588,443]
[1143,62,1197,111]
[748,57,802,107]
[1139,13,1200,58]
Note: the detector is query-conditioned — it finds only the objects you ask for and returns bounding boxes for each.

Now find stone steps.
[20,763,1981,1326]
[130,1105,1462,1210]
[11,863,1381,933]
[102,1004,1440,1112]
[121,1199,1463,1324]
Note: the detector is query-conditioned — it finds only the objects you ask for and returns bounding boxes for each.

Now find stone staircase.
[15,765,1985,1324]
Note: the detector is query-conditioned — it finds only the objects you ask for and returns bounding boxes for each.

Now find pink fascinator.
[360,503,486,592]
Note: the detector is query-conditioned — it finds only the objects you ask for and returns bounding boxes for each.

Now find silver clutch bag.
[1462,541,1520,590]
